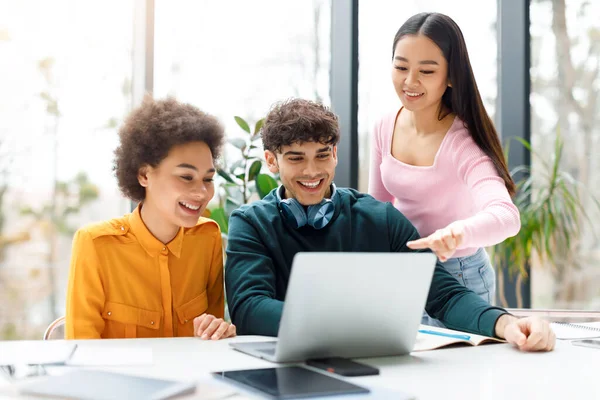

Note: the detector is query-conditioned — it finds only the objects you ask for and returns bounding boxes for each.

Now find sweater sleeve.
[386,204,506,337]
[368,118,395,204]
[225,210,283,336]
[450,132,521,249]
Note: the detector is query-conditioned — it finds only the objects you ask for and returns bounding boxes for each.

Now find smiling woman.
[367,12,519,329]
[136,143,217,244]
[391,36,449,112]
[64,97,236,341]
[358,2,498,194]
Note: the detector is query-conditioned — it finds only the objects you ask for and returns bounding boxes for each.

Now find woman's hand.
[193,314,236,340]
[406,222,465,262]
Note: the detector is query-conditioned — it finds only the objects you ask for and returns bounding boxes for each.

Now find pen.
[418,329,471,341]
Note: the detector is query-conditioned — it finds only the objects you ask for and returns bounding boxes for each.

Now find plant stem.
[242,147,248,204]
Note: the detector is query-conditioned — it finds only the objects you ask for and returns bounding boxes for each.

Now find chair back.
[43,316,66,340]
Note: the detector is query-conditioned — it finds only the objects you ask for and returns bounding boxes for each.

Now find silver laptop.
[230,252,437,362]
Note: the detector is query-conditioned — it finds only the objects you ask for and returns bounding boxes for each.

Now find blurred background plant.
[208,116,279,235]
[490,133,600,308]
[20,171,99,320]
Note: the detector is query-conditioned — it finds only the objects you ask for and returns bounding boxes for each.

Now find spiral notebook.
[550,322,600,340]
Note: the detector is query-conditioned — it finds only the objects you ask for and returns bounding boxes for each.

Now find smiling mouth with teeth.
[404,91,423,97]
[298,179,323,189]
[179,201,200,211]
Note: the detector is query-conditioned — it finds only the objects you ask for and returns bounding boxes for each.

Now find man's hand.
[193,314,236,340]
[406,223,465,262]
[495,314,555,352]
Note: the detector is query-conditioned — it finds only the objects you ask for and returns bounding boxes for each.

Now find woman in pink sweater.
[368,12,520,326]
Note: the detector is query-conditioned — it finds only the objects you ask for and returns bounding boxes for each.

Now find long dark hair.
[392,12,515,195]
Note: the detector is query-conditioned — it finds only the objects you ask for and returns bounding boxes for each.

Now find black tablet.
[212,366,369,399]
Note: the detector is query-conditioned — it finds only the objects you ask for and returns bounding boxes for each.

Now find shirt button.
[107,311,112,316]
[150,321,154,325]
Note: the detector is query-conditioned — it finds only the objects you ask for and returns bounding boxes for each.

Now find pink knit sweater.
[368,110,520,258]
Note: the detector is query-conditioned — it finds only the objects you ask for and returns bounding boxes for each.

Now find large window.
[530,0,600,309]
[357,1,498,192]
[154,0,331,145]
[0,1,134,339]
[4,0,597,344]
[0,0,332,340]
[154,0,331,215]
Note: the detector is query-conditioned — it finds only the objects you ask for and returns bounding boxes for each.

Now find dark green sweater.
[225,188,506,338]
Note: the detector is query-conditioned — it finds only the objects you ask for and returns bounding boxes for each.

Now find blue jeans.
[422,248,496,327]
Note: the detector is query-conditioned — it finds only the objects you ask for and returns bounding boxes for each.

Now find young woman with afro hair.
[65,96,236,340]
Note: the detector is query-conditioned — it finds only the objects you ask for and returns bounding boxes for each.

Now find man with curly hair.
[225,98,555,352]
[65,96,236,340]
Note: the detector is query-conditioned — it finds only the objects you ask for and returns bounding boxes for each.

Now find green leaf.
[63,206,80,216]
[228,138,246,150]
[209,207,229,234]
[79,184,99,203]
[55,220,73,235]
[253,118,264,135]
[492,132,600,279]
[20,206,35,216]
[255,174,278,199]
[217,168,235,184]
[55,181,69,193]
[40,91,53,102]
[234,116,251,134]
[74,172,88,184]
[105,117,119,129]
[248,160,262,181]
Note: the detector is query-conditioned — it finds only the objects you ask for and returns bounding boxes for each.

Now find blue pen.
[418,329,471,341]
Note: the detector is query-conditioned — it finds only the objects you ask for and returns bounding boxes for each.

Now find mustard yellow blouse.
[65,205,224,339]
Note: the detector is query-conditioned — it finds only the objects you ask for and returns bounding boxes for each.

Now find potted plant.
[208,116,279,236]
[490,134,600,308]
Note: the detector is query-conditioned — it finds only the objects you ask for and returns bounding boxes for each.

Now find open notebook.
[550,322,600,340]
[413,325,504,351]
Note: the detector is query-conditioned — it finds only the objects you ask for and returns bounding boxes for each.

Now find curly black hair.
[261,98,340,153]
[113,96,224,202]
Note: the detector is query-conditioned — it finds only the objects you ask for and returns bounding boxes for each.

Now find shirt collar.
[128,204,184,258]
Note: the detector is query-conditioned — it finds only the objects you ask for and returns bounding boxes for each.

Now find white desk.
[1,334,599,399]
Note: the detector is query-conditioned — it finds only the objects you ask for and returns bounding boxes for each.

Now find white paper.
[551,322,600,340]
[0,341,77,366]
[66,345,153,366]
